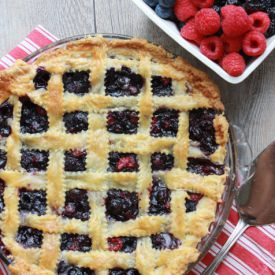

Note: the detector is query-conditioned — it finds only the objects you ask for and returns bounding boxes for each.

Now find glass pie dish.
[0,34,252,274]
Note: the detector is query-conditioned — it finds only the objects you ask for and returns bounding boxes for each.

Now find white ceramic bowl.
[132,0,275,84]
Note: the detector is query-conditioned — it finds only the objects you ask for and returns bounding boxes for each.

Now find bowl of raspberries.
[132,0,275,83]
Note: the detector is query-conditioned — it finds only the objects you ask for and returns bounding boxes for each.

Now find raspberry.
[249,12,271,33]
[221,5,252,37]
[180,18,204,45]
[221,53,246,76]
[191,0,214,8]
[174,0,198,22]
[200,36,224,60]
[221,34,243,53]
[242,30,267,56]
[195,8,221,35]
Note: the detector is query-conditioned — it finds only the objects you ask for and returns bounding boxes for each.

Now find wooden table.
[0,0,274,157]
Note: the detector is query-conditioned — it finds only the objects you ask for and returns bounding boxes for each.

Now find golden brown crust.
[0,36,229,275]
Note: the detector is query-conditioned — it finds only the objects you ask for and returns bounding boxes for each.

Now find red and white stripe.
[0,26,274,275]
[0,25,57,70]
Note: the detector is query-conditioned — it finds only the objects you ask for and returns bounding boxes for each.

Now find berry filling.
[109,268,140,275]
[0,180,5,213]
[150,109,179,137]
[151,76,173,96]
[107,237,137,253]
[105,66,144,97]
[0,150,7,169]
[62,189,90,221]
[105,189,139,221]
[19,189,46,216]
[16,226,43,248]
[0,231,10,256]
[107,110,139,134]
[20,96,49,134]
[64,149,87,172]
[149,177,171,215]
[33,67,51,90]
[0,100,13,138]
[63,111,88,134]
[57,261,95,275]
[20,149,49,172]
[185,192,204,212]
[189,108,218,154]
[187,157,224,175]
[108,152,139,172]
[151,153,174,171]
[60,233,91,252]
[63,70,91,95]
[151,232,181,250]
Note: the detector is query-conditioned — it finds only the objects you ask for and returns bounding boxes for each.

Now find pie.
[0,36,229,275]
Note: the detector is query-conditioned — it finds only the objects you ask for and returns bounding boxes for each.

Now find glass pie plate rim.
[1,34,247,273]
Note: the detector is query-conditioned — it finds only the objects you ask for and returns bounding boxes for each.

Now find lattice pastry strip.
[0,36,229,275]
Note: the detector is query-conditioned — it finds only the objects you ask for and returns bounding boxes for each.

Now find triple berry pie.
[0,36,229,274]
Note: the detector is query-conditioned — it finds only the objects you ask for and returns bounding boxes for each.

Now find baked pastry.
[0,36,229,275]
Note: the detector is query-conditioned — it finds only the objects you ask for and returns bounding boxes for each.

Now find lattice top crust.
[0,36,229,275]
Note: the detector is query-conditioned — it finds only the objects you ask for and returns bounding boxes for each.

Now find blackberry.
[226,0,246,5]
[266,7,275,37]
[244,0,272,13]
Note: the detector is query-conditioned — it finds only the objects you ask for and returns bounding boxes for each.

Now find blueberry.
[155,4,174,19]
[159,0,176,7]
[144,0,159,8]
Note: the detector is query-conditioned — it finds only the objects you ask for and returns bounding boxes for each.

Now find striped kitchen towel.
[0,26,274,275]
